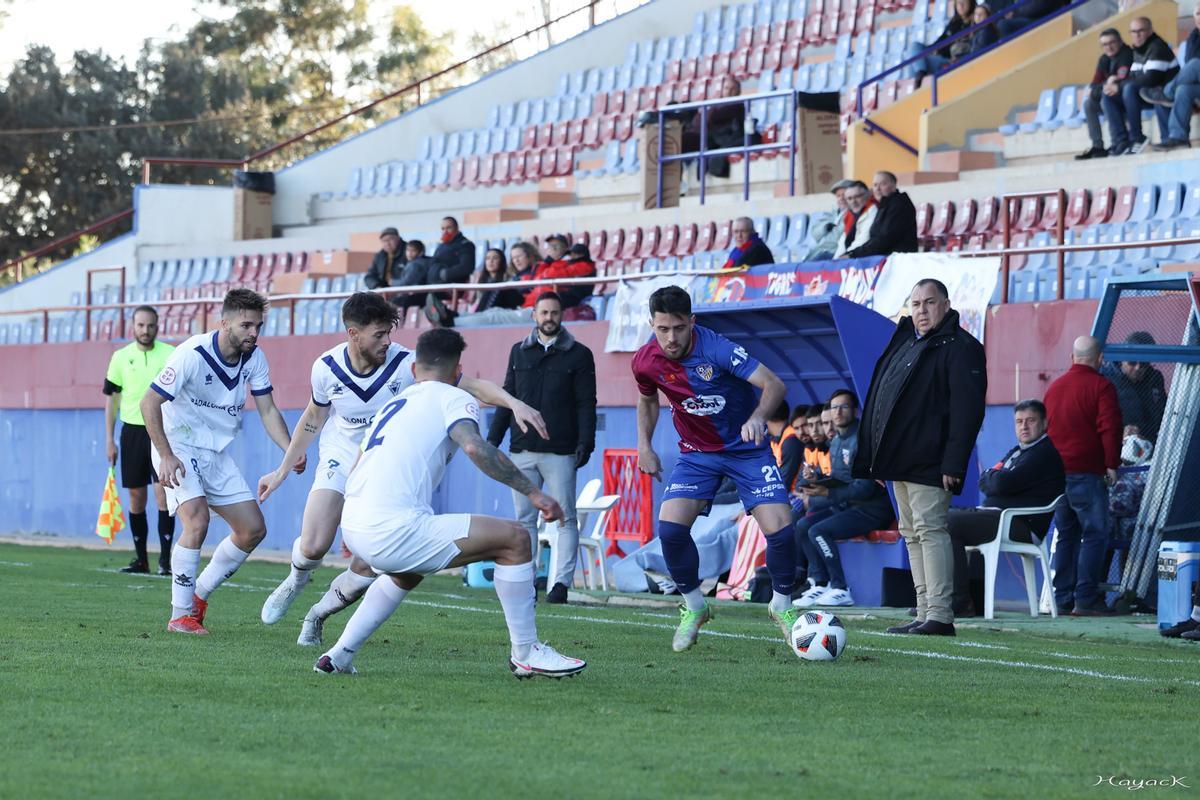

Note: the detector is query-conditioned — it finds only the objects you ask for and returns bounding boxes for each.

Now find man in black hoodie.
[488,291,597,604]
[947,400,1065,615]
[1112,17,1176,154]
[431,217,477,285]
[853,279,987,636]
[845,171,918,258]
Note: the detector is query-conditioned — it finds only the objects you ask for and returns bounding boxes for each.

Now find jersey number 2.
[365,399,407,451]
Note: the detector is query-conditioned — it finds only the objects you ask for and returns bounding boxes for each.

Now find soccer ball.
[791,610,846,661]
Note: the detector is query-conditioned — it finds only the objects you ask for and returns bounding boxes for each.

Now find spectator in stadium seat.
[904,0,976,85]
[540,234,569,266]
[793,390,896,608]
[948,400,1065,616]
[855,279,987,636]
[724,217,774,268]
[430,216,476,284]
[427,242,537,328]
[1044,335,1122,616]
[995,0,1066,38]
[363,227,407,290]
[487,290,597,604]
[1076,29,1135,160]
[834,181,877,259]
[803,179,855,262]
[845,171,918,258]
[1145,6,1200,151]
[471,248,527,316]
[1109,18,1175,155]
[1100,331,1167,442]
[968,3,998,53]
[680,76,751,179]
[391,239,436,311]
[804,403,831,476]
[534,243,597,309]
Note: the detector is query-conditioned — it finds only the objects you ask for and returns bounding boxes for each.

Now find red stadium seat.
[551,122,570,148]
[582,117,600,147]
[525,150,543,181]
[592,92,609,116]
[928,201,955,240]
[637,226,661,259]
[552,148,574,176]
[946,198,977,243]
[675,223,698,256]
[636,87,657,112]
[746,45,766,75]
[1109,185,1136,225]
[729,49,750,77]
[666,59,682,82]
[781,42,802,70]
[680,58,698,82]
[292,252,309,272]
[657,225,679,257]
[1064,188,1090,228]
[608,90,626,115]
[619,227,643,259]
[602,229,623,260]
[539,149,556,177]
[478,153,497,187]
[230,255,248,283]
[1083,187,1114,226]
[803,12,823,44]
[1037,193,1063,231]
[509,151,526,183]
[614,115,634,142]
[971,196,1000,236]
[751,24,771,47]
[587,229,606,256]
[737,27,754,49]
[713,220,733,252]
[711,52,731,76]
[539,122,554,147]
[914,202,933,240]
[695,221,717,252]
[523,125,539,150]
[1013,197,1042,231]
[464,155,481,188]
[696,54,715,80]
[763,44,783,73]
[449,158,465,190]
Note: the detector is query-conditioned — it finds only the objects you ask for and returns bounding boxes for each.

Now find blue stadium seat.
[616,65,634,90]
[702,31,721,55]
[1180,181,1200,218]
[620,138,640,174]
[445,132,461,159]
[1042,86,1077,132]
[498,104,515,128]
[1129,184,1158,222]
[767,215,789,249]
[1010,269,1037,302]
[583,68,601,95]
[599,66,617,93]
[1095,226,1125,266]
[1065,266,1088,299]
[786,214,809,249]
[387,161,406,194]
[1035,267,1060,301]
[1067,226,1100,267]
[1025,232,1050,271]
[139,261,159,287]
[338,167,363,199]
[1154,181,1183,220]
[1086,266,1112,299]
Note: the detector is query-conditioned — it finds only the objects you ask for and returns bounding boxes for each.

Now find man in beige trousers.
[852,279,987,636]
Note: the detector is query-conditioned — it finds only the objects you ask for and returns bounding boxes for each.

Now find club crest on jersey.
[387,379,402,396]
[330,385,345,396]
[204,374,213,385]
[695,364,714,381]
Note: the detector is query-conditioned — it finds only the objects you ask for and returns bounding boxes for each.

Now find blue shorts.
[662,450,789,513]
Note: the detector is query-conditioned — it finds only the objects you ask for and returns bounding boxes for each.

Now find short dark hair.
[545,234,568,249]
[407,239,425,256]
[343,291,400,330]
[648,285,692,317]
[1099,27,1121,40]
[914,278,950,299]
[534,291,563,308]
[415,328,466,372]
[132,305,158,321]
[829,388,858,409]
[767,399,790,423]
[441,216,459,228]
[807,404,823,418]
[1013,399,1047,420]
[222,287,267,316]
[822,402,832,411]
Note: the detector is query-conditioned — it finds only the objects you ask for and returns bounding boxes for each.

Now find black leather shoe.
[1180,628,1200,641]
[886,619,922,634]
[1161,618,1200,638]
[1074,145,1107,160]
[912,620,956,636]
[120,560,150,574]
[545,582,569,604]
[1071,602,1116,617]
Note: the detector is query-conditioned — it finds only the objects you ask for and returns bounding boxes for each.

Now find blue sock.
[763,526,797,595]
[658,520,700,594]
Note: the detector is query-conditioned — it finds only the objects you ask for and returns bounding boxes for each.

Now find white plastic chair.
[535,478,620,592]
[965,495,1063,620]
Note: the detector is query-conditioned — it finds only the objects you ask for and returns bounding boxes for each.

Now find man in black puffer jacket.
[488,291,597,605]
[431,216,476,284]
[853,279,987,636]
[846,171,918,258]
[1113,17,1176,154]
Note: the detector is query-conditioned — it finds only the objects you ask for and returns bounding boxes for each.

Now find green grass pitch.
[1,543,1196,798]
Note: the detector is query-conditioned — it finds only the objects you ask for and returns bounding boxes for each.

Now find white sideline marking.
[402,598,1200,688]
[0,560,33,567]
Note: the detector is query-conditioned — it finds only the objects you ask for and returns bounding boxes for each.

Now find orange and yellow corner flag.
[96,467,126,544]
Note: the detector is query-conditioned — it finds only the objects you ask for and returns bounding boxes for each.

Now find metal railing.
[854,0,1094,155]
[2,0,642,287]
[0,267,732,344]
[655,89,799,207]
[1000,189,1066,303]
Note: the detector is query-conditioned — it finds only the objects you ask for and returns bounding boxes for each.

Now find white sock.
[171,545,202,619]
[770,591,792,613]
[1191,605,1200,623]
[682,587,707,611]
[327,577,408,669]
[195,536,250,601]
[310,570,376,619]
[493,561,538,661]
[289,537,322,587]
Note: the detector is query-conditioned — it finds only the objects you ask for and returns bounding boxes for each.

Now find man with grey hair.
[853,279,987,635]
[834,181,876,259]
[723,216,774,268]
[845,171,918,258]
[803,179,855,261]
[1043,335,1122,615]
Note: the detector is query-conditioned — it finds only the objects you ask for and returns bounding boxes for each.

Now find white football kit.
[341,381,481,575]
[309,342,416,494]
[149,331,272,513]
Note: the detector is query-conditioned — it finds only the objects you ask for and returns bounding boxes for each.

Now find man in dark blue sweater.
[793,389,896,608]
[949,399,1066,615]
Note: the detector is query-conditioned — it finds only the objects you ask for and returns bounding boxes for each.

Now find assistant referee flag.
[96,467,126,544]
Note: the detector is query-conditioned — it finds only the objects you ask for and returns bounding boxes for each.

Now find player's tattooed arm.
[449,419,536,495]
[458,376,549,439]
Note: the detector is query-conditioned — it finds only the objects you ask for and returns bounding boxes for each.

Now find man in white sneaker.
[314,328,586,679]
[793,389,895,607]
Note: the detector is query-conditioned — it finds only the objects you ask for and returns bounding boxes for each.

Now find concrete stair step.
[463,208,539,224]
[926,149,999,172]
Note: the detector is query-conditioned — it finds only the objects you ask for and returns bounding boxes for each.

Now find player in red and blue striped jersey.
[632,285,800,651]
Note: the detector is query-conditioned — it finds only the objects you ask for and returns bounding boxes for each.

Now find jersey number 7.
[365,399,407,451]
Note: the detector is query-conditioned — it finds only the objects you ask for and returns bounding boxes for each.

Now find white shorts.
[342,510,473,576]
[151,442,254,515]
[309,431,359,495]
